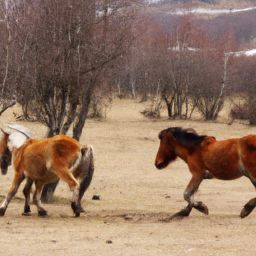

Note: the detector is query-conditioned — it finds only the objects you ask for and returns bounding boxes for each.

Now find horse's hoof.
[170,213,188,220]
[79,206,85,213]
[22,212,32,216]
[75,211,80,217]
[23,206,31,216]
[240,205,255,219]
[194,202,209,215]
[170,206,192,220]
[71,202,81,217]
[0,207,6,216]
[38,209,48,217]
[71,202,76,213]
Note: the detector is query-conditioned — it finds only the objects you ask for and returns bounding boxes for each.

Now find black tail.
[79,146,94,200]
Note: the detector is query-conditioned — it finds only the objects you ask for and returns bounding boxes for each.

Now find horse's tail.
[79,145,94,199]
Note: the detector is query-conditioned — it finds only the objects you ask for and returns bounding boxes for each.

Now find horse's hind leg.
[240,171,256,218]
[22,178,33,216]
[53,165,81,217]
[240,198,256,218]
[171,174,208,220]
[33,181,47,217]
[0,173,25,216]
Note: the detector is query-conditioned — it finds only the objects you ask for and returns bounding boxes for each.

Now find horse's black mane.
[167,127,207,148]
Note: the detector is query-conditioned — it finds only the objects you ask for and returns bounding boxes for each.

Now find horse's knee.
[33,194,38,204]
[23,179,33,195]
[23,186,30,197]
[69,179,79,192]
[183,191,191,203]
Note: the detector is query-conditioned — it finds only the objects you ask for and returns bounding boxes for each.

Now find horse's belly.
[23,157,58,183]
[210,167,242,180]
[25,169,58,183]
[207,160,243,180]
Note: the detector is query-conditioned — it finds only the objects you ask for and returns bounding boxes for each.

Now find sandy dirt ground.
[0,99,256,256]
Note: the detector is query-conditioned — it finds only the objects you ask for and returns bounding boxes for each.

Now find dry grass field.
[0,99,256,256]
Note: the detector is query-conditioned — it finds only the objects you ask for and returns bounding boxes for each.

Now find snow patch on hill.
[170,6,256,15]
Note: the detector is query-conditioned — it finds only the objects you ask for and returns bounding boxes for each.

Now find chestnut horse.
[0,124,94,217]
[155,127,256,219]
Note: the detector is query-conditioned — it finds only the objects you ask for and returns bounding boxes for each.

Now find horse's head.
[155,129,177,169]
[0,124,31,175]
[0,129,11,175]
[155,127,206,170]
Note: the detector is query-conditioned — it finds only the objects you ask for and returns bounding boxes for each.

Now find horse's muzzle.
[155,161,168,170]
[0,155,11,175]
[1,167,7,175]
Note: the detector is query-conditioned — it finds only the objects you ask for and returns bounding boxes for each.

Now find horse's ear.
[185,128,198,135]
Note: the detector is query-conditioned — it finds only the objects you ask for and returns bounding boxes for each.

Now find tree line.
[0,0,137,139]
[0,1,256,199]
[119,15,256,124]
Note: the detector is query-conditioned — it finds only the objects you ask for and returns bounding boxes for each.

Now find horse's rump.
[52,136,81,158]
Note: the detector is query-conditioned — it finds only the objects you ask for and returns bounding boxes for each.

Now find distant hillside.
[143,0,256,49]
[146,0,256,8]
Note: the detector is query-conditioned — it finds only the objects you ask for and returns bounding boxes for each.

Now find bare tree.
[232,56,256,124]
[0,1,16,115]
[191,32,236,120]
[7,0,136,201]
[14,0,135,139]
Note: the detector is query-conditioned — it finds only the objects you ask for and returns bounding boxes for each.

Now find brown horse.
[0,124,94,217]
[155,127,256,219]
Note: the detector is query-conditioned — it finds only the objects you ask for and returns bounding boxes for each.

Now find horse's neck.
[174,144,189,162]
[8,132,29,151]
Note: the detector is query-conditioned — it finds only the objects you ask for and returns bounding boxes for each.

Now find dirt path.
[0,99,256,256]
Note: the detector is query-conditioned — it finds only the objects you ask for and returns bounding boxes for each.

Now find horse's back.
[201,137,242,180]
[201,135,256,179]
[18,135,81,172]
[23,135,80,156]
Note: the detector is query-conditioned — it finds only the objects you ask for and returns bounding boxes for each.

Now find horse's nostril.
[155,160,167,169]
[1,168,7,175]
[155,161,162,169]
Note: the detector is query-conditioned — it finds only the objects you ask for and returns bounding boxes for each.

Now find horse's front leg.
[171,174,208,220]
[0,173,25,216]
[22,178,33,216]
[33,181,48,217]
